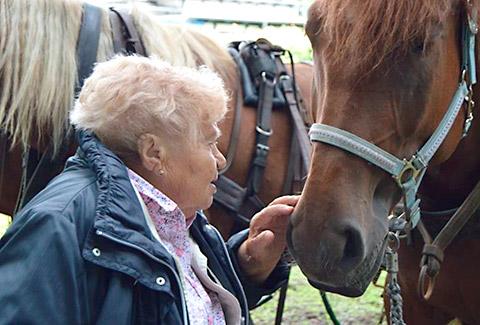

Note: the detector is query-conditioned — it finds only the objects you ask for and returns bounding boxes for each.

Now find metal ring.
[418,264,436,301]
[256,126,273,136]
[387,232,401,251]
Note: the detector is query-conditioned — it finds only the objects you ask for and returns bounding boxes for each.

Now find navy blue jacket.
[0,130,288,324]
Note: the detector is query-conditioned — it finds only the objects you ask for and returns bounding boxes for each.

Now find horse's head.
[288,0,477,296]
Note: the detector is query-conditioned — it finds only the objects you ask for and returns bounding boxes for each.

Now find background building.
[97,0,312,61]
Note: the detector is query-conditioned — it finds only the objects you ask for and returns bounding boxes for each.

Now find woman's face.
[161,123,226,219]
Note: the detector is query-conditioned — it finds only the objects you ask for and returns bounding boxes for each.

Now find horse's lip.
[308,279,364,297]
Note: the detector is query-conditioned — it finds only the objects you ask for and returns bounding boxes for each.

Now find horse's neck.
[420,93,480,211]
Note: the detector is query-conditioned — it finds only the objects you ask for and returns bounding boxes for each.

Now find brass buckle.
[394,157,421,186]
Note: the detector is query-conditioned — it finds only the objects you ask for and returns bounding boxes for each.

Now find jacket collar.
[76,129,173,261]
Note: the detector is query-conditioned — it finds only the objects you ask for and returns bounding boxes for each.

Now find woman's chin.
[209,183,217,193]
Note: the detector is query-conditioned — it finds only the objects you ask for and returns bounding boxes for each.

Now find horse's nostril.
[339,223,365,270]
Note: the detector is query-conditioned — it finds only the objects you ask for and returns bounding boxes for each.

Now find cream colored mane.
[0,0,236,154]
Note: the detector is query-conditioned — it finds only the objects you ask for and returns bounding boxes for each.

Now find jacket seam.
[60,178,98,215]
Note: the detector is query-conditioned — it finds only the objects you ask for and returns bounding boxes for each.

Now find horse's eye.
[411,39,425,54]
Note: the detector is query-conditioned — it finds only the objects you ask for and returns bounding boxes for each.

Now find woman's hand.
[237,195,299,284]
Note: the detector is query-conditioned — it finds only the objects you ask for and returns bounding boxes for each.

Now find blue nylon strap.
[309,79,466,180]
[309,124,404,176]
[467,9,478,84]
[415,81,468,166]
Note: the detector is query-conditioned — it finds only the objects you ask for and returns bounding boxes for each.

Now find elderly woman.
[0,56,296,324]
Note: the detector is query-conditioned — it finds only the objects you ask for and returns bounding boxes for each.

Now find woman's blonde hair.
[70,55,228,157]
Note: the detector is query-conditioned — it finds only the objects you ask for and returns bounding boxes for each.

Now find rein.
[309,3,478,322]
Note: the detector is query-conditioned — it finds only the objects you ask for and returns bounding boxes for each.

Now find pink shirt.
[128,169,226,325]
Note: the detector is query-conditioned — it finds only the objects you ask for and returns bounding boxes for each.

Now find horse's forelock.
[308,0,460,75]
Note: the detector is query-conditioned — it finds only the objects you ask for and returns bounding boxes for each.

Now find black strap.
[213,175,264,226]
[247,72,275,195]
[109,8,146,56]
[214,41,311,233]
[76,3,103,93]
[279,76,311,172]
[14,4,103,214]
[0,130,8,205]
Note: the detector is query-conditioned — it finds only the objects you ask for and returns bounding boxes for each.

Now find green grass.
[0,213,12,239]
[251,266,387,325]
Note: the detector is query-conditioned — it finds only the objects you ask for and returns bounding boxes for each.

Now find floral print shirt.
[128,169,226,325]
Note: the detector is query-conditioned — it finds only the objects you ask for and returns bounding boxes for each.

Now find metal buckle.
[256,143,270,153]
[261,71,276,84]
[467,0,479,34]
[463,85,475,137]
[255,125,273,136]
[393,156,422,186]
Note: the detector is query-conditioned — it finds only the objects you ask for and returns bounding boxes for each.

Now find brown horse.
[287,0,480,324]
[0,0,313,244]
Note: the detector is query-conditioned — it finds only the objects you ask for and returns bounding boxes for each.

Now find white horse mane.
[0,0,235,154]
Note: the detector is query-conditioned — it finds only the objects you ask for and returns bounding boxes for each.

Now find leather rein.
[309,5,479,300]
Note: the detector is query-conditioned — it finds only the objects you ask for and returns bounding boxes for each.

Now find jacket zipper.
[95,230,189,325]
[207,225,250,325]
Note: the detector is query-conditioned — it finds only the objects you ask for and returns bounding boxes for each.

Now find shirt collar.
[127,168,178,213]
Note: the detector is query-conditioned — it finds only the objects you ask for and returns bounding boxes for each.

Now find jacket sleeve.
[0,209,89,324]
[226,229,289,309]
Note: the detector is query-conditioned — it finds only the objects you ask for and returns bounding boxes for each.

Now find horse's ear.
[305,2,323,43]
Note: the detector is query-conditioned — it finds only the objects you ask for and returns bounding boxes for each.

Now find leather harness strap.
[13,3,104,215]
[248,69,275,195]
[213,40,311,230]
[418,178,480,299]
[109,8,146,56]
[13,5,146,215]
[278,66,312,173]
[219,48,245,175]
[76,3,103,93]
[0,130,7,204]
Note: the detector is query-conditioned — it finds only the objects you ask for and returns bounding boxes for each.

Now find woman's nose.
[216,148,227,170]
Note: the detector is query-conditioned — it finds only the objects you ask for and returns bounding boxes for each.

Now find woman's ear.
[137,133,167,174]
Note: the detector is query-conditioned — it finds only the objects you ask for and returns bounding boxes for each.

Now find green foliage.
[251,266,386,324]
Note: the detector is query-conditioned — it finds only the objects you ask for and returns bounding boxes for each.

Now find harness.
[12,5,146,214]
[214,39,311,233]
[309,3,478,324]
[214,38,312,325]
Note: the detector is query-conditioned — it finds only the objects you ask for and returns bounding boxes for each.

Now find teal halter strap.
[309,15,477,230]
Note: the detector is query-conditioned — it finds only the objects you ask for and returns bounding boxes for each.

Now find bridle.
[309,6,478,233]
[308,5,478,322]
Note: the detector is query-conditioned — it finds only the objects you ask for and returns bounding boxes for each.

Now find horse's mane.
[307,0,468,74]
[0,0,236,154]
